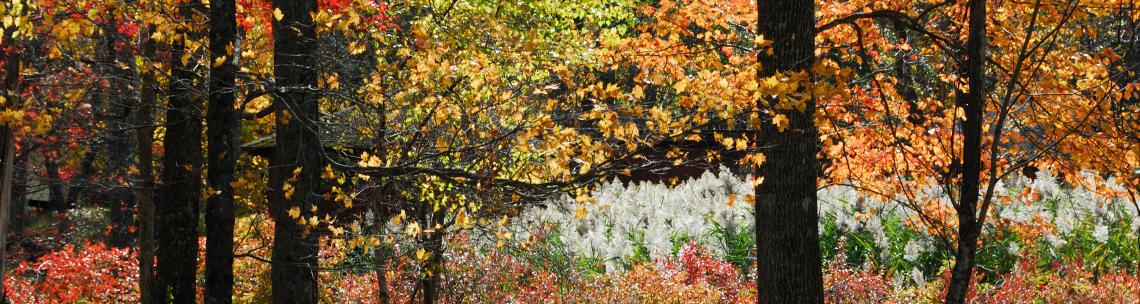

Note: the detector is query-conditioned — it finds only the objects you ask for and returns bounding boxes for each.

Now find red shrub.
[4,242,139,304]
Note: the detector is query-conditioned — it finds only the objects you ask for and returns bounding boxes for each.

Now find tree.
[755,0,825,302]
[815,1,1111,302]
[157,0,204,301]
[269,0,322,301]
[0,14,22,303]
[944,0,986,301]
[137,24,159,304]
[205,0,240,302]
[101,7,138,249]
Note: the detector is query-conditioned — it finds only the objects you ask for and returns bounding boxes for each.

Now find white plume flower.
[1045,234,1067,248]
[1093,225,1109,243]
[910,267,925,285]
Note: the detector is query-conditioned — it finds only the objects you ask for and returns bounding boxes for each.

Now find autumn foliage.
[5,243,138,304]
[3,0,1140,302]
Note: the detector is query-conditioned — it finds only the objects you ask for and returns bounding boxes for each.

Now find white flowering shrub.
[510,168,753,271]
[500,166,1139,283]
[818,169,1140,286]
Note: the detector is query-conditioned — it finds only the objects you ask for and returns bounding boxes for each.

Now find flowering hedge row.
[4,170,1138,302]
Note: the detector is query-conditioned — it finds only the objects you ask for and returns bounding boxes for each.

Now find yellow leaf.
[773,114,790,132]
[721,137,735,149]
[406,222,421,237]
[632,85,644,99]
[673,79,689,93]
[283,183,295,199]
[749,153,767,167]
[574,206,587,220]
[762,76,781,90]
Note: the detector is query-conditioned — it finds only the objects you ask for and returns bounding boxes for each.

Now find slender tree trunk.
[270,0,322,302]
[372,235,391,304]
[8,153,25,233]
[0,26,21,302]
[418,210,445,304]
[67,148,97,210]
[45,153,67,212]
[755,0,824,303]
[104,13,138,249]
[46,150,71,235]
[157,2,204,301]
[137,28,159,304]
[945,0,987,302]
[369,179,392,304]
[205,0,240,302]
[371,78,391,304]
[0,123,13,304]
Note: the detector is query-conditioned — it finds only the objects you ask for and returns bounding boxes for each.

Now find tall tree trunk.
[371,72,391,304]
[205,0,239,302]
[0,123,13,304]
[270,0,322,302]
[157,2,204,301]
[945,0,987,302]
[755,0,824,303]
[137,27,159,304]
[104,12,138,249]
[0,38,21,302]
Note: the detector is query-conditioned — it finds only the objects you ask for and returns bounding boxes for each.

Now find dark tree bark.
[205,0,240,302]
[104,14,138,249]
[66,147,97,210]
[0,122,13,304]
[270,0,322,302]
[8,153,25,233]
[46,147,72,235]
[157,2,204,301]
[369,47,391,303]
[0,34,21,302]
[755,0,824,303]
[945,0,987,302]
[371,105,392,304]
[138,27,159,304]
